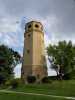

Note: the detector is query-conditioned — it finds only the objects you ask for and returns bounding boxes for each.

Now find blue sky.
[0,0,75,77]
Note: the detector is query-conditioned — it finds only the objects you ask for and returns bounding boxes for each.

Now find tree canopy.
[47,40,75,79]
[0,44,21,84]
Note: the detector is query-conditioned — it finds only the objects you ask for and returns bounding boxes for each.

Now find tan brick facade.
[21,21,47,83]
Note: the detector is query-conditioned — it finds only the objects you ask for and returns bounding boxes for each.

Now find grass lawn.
[11,80,75,97]
[0,80,75,100]
[0,92,67,100]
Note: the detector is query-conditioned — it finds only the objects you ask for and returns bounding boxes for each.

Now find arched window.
[35,24,39,28]
[28,24,31,28]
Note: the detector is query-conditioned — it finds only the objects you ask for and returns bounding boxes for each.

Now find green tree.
[47,40,75,79]
[0,44,21,84]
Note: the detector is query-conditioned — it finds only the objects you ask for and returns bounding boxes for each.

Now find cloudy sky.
[0,0,75,77]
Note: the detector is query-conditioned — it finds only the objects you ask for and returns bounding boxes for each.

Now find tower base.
[21,65,47,84]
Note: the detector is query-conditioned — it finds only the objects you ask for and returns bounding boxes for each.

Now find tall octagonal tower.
[21,21,47,83]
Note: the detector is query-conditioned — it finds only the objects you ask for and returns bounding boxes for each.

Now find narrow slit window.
[28,34,30,37]
[27,49,30,53]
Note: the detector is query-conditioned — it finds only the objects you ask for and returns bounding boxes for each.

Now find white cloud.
[0,17,19,33]
[14,64,22,78]
[0,16,25,49]
[0,33,2,38]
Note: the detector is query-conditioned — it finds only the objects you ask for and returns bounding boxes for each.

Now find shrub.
[63,73,71,80]
[41,77,50,83]
[0,74,6,85]
[27,76,36,83]
[10,79,19,89]
[5,80,11,87]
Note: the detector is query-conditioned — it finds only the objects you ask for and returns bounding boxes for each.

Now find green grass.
[0,80,75,100]
[11,80,75,97]
[0,92,67,100]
